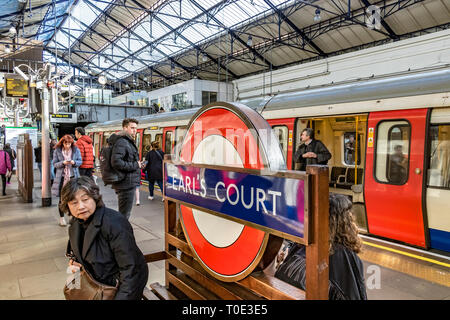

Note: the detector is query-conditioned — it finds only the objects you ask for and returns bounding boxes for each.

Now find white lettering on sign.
[168,173,283,215]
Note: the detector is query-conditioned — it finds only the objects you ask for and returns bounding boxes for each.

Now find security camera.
[14,66,30,81]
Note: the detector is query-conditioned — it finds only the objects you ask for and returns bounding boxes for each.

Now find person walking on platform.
[52,135,82,226]
[61,177,148,300]
[144,141,164,201]
[74,127,94,178]
[34,140,42,175]
[3,143,16,184]
[0,143,12,196]
[110,118,143,219]
[294,128,331,171]
[274,193,367,300]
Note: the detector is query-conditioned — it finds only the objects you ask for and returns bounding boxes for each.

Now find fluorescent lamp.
[14,66,29,81]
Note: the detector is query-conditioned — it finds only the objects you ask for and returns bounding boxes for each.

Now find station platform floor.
[0,171,449,300]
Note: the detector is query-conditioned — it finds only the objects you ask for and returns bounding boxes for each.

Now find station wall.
[147,79,233,109]
[233,29,450,100]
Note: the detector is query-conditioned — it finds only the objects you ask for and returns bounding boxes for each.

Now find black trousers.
[79,168,93,177]
[57,176,65,217]
[115,188,135,220]
[1,174,6,195]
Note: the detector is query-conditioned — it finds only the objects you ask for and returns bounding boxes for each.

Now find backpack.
[99,135,125,186]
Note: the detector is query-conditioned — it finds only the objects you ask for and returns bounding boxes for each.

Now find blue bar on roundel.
[164,163,306,239]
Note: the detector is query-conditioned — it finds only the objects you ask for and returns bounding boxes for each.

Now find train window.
[164,131,173,154]
[155,134,163,147]
[142,134,152,159]
[375,121,410,185]
[135,132,141,160]
[174,127,187,158]
[428,124,450,189]
[343,132,361,166]
[272,125,288,161]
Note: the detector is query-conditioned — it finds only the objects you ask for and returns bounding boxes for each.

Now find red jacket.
[75,135,94,168]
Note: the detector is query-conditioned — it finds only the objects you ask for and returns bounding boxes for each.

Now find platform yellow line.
[363,241,450,268]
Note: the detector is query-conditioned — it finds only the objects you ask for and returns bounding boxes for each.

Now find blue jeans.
[148,179,163,197]
[50,161,55,180]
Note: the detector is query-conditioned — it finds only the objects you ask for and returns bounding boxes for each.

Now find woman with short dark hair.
[62,176,148,300]
[274,193,367,300]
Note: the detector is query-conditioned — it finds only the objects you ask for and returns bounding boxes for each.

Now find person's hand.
[68,259,82,273]
[63,160,69,165]
[70,160,75,165]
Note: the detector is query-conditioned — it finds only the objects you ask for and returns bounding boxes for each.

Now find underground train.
[85,68,450,254]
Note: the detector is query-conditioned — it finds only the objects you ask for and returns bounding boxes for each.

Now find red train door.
[364,108,428,248]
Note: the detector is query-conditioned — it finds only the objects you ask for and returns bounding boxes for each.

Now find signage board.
[164,162,307,240]
[50,113,77,123]
[163,102,304,281]
[6,78,28,97]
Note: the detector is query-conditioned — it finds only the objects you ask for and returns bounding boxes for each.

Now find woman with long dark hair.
[274,193,367,300]
[51,134,82,226]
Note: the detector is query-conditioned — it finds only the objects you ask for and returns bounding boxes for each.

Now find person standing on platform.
[294,128,331,171]
[51,135,82,226]
[0,144,12,196]
[61,177,148,300]
[274,193,367,300]
[34,140,42,175]
[3,143,16,184]
[144,141,164,201]
[74,127,94,178]
[110,118,143,219]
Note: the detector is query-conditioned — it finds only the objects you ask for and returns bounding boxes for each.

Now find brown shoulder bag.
[64,266,118,300]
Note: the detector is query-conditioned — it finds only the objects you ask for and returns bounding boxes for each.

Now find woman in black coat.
[62,176,148,300]
[144,141,164,200]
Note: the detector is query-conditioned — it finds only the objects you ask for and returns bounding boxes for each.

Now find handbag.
[64,265,118,300]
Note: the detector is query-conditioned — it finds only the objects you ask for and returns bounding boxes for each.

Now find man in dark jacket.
[110,118,142,219]
[294,128,331,171]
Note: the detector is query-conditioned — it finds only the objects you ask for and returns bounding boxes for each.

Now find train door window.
[272,125,288,160]
[375,121,410,185]
[93,133,100,167]
[135,132,141,160]
[142,133,152,159]
[428,124,450,188]
[164,131,173,154]
[155,134,163,149]
[174,127,187,157]
[343,132,361,166]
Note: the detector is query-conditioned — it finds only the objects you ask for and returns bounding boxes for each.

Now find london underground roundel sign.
[177,102,286,282]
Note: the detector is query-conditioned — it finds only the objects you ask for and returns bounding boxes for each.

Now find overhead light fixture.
[14,66,30,81]
[9,27,17,37]
[202,54,207,62]
[313,9,321,22]
[247,35,253,46]
[98,75,107,85]
[4,45,11,54]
